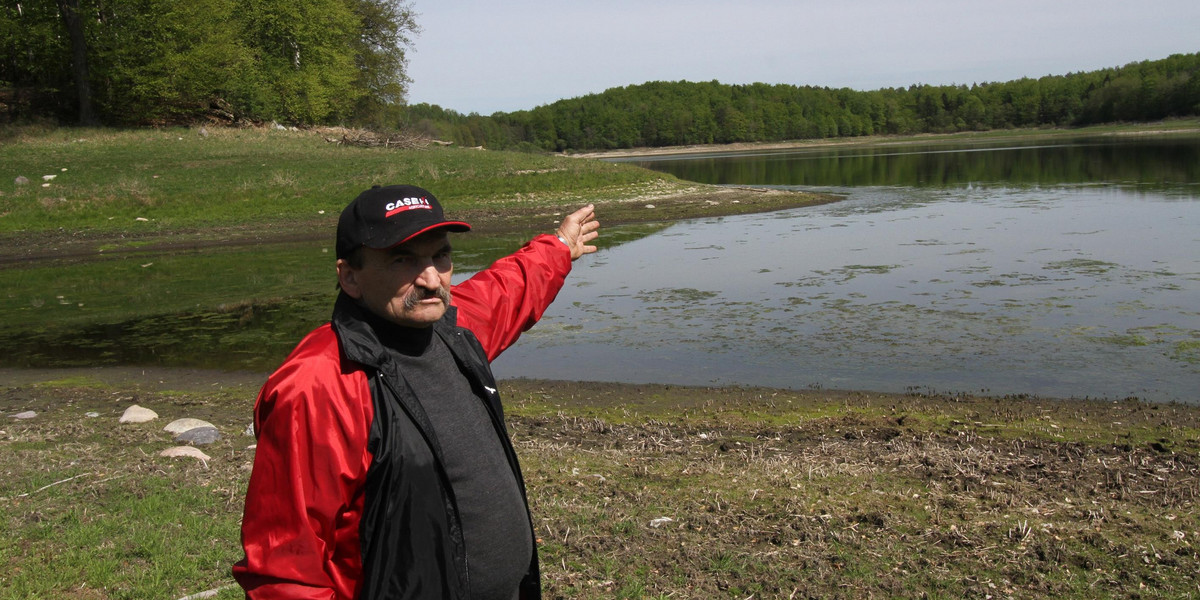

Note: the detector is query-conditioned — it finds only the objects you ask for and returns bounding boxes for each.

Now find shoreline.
[3,365,1194,407]
[568,119,1200,159]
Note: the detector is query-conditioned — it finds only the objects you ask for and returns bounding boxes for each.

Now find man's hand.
[555,204,600,261]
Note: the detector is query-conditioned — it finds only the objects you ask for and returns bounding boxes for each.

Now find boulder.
[164,418,215,434]
[160,446,211,461]
[174,426,221,445]
[119,405,158,423]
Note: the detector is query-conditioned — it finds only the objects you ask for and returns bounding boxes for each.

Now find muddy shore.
[3,371,1197,598]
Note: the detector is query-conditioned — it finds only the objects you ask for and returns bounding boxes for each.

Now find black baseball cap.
[336,185,471,259]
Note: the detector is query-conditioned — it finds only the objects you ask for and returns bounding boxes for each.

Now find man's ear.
[336,259,362,299]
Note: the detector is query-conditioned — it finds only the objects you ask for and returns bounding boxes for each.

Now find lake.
[2,134,1197,402]
[490,135,1200,402]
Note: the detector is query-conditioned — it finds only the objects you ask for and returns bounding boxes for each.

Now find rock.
[15,176,29,185]
[160,446,211,461]
[11,411,37,420]
[86,412,100,418]
[243,422,255,436]
[42,174,56,181]
[164,418,215,434]
[174,426,221,445]
[119,405,158,423]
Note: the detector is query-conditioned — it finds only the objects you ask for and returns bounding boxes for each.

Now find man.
[233,184,599,599]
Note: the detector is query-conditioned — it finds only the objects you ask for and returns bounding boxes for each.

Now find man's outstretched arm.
[453,204,600,360]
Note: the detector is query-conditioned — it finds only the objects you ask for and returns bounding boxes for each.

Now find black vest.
[330,293,540,600]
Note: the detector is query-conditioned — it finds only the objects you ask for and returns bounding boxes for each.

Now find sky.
[404,0,1200,115]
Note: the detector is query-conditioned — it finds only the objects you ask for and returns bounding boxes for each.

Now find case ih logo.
[384,197,432,217]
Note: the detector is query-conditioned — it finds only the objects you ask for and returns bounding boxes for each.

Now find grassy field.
[0,124,833,259]
[2,122,1199,598]
[1,374,1197,599]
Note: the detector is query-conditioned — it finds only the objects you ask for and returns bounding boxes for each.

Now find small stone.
[164,418,215,434]
[11,411,37,420]
[15,176,29,185]
[119,405,158,423]
[645,204,656,209]
[42,174,56,181]
[160,446,211,461]
[649,516,673,528]
[243,422,255,436]
[85,412,100,418]
[174,426,221,445]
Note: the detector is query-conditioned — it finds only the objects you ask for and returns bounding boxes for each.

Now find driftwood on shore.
[321,127,433,149]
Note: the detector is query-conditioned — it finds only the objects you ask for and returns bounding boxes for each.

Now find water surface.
[492,138,1200,402]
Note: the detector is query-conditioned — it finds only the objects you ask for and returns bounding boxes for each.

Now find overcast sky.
[405,1,1200,115]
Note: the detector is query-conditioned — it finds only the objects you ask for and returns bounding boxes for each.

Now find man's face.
[337,231,453,328]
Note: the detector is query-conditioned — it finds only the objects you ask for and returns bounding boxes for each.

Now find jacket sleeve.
[232,342,373,600]
[452,233,572,362]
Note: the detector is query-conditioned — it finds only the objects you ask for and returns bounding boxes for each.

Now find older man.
[233,184,599,599]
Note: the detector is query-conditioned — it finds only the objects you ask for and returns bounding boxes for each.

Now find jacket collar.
[331,291,459,370]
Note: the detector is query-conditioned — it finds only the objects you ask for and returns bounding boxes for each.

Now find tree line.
[405,52,1200,152]
[1,0,417,126]
[3,6,1196,153]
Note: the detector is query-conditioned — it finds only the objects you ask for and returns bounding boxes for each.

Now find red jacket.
[233,234,571,599]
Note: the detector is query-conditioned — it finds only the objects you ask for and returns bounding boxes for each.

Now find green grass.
[0,126,672,236]
[0,384,249,600]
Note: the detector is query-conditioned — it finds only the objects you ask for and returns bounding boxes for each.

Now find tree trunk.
[55,0,98,125]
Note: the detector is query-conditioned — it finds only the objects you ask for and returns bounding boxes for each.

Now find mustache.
[403,285,451,311]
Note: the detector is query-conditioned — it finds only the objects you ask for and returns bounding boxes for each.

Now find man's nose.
[414,263,442,289]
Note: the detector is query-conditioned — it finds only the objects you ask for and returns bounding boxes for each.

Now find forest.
[406,52,1200,152]
[1,0,417,126]
[2,2,1197,152]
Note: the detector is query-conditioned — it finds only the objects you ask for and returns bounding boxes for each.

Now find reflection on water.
[491,185,1199,402]
[619,136,1200,189]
